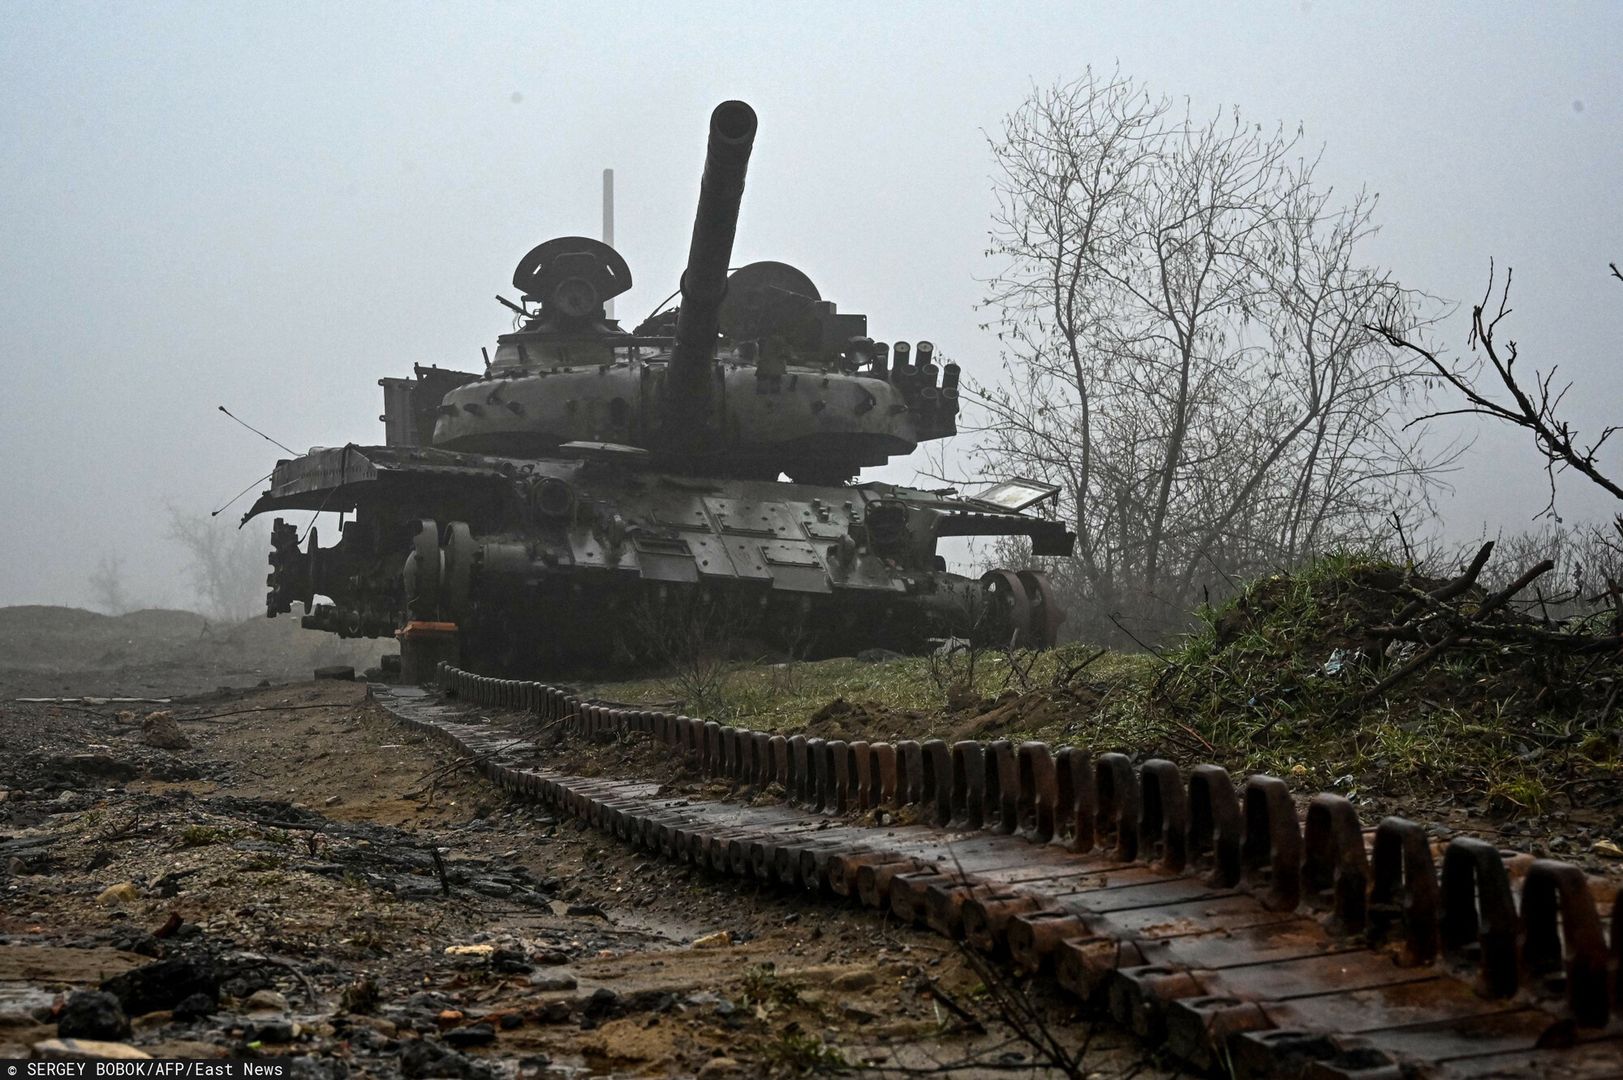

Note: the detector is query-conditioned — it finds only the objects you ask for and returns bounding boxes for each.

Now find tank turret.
[425,99,964,482]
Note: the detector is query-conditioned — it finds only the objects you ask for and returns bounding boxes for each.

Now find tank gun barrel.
[667,100,758,423]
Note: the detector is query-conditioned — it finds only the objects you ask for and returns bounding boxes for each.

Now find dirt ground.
[0,620,1163,1077]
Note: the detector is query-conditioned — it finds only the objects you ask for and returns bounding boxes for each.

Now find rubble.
[244,988,289,1013]
[399,1039,492,1080]
[101,956,222,1015]
[140,711,190,751]
[55,990,130,1040]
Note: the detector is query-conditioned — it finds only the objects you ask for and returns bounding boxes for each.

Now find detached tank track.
[372,667,1623,1079]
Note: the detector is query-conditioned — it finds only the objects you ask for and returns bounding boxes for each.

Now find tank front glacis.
[246,100,1074,673]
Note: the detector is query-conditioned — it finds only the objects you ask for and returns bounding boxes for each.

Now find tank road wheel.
[441,522,475,625]
[1017,569,1065,649]
[266,518,314,616]
[403,518,442,621]
[980,569,1034,649]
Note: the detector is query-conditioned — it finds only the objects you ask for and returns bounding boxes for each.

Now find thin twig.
[1053,647,1108,688]
[1103,611,1169,662]
[918,974,985,1034]
[403,738,532,799]
[235,954,318,1006]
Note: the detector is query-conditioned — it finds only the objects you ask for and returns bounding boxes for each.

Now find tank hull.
[250,444,1069,673]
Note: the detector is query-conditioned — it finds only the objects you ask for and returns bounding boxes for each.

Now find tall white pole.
[602,168,615,319]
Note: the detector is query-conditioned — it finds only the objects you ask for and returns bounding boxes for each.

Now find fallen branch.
[1369,622,1623,653]
[94,811,154,843]
[1169,718,1217,755]
[1360,559,1555,705]
[918,973,985,1034]
[1390,541,1493,624]
[1053,647,1108,688]
[235,953,319,1007]
[430,847,452,895]
[175,702,355,723]
[403,737,532,799]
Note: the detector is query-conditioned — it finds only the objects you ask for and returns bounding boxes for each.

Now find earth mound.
[0,605,390,697]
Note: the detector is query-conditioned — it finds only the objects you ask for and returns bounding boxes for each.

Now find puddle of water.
[0,984,58,1021]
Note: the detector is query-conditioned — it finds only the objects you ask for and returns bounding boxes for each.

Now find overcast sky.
[2,2,1619,611]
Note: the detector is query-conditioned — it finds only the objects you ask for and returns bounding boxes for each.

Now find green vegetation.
[177,824,232,848]
[740,963,802,1010]
[763,1028,848,1075]
[588,552,1621,816]
[587,647,1152,734]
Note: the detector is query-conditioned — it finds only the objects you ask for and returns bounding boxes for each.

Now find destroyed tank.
[245,100,1075,674]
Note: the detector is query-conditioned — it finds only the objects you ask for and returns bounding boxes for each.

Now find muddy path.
[0,681,1162,1077]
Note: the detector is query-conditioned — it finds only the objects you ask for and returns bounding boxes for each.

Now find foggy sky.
[2,2,1620,610]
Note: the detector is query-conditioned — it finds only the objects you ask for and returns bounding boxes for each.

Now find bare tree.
[88,553,135,614]
[1375,262,1623,514]
[165,503,264,623]
[1374,261,1623,621]
[970,69,1447,642]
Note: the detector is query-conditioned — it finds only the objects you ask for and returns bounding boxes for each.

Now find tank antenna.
[602,168,615,319]
[217,405,296,456]
[210,469,275,518]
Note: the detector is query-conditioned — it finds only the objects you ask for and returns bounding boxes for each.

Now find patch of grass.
[740,963,801,1009]
[581,551,1621,818]
[1487,776,1550,814]
[586,647,1151,736]
[178,824,231,848]
[763,1028,847,1075]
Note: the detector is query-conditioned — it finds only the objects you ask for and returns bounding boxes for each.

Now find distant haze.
[2,2,1619,609]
